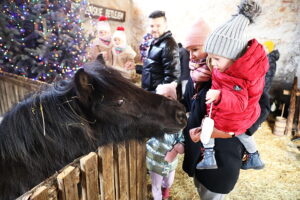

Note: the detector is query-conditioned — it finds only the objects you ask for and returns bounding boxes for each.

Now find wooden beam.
[285,77,298,136]
[283,89,300,96]
[128,140,137,200]
[57,166,80,200]
[80,152,100,200]
[118,141,129,200]
[29,186,48,200]
[136,140,147,200]
[296,96,300,137]
[98,144,115,200]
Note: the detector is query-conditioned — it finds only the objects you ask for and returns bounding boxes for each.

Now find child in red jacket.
[196,0,269,170]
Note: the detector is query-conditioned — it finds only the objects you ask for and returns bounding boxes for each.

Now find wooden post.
[296,96,300,137]
[128,140,137,200]
[285,77,298,136]
[57,166,80,200]
[98,144,115,200]
[136,141,147,200]
[80,152,100,200]
[118,141,129,200]
[29,186,48,200]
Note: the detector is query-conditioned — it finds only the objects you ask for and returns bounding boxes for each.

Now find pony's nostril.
[175,111,187,125]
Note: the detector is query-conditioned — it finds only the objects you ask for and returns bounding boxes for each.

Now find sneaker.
[162,187,170,199]
[241,151,265,170]
[196,148,218,170]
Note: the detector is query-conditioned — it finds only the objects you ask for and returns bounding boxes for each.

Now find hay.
[146,122,300,199]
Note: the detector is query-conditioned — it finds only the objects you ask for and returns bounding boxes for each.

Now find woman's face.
[187,45,211,83]
[187,45,207,62]
[207,53,234,72]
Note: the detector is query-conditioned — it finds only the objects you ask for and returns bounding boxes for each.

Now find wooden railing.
[17,142,147,200]
[0,71,47,116]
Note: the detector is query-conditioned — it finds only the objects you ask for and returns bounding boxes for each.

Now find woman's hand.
[189,127,202,143]
[189,126,232,143]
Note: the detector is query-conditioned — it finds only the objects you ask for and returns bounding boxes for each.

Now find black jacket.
[142,31,180,91]
[182,78,271,194]
[178,43,190,82]
[264,50,279,93]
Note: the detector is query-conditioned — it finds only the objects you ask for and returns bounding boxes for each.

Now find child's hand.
[173,143,184,154]
[124,61,135,70]
[206,89,221,104]
[101,51,108,60]
[189,127,202,143]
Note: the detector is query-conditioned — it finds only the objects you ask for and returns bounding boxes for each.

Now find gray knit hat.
[205,0,262,60]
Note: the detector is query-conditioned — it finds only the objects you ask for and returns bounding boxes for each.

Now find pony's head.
[73,61,187,144]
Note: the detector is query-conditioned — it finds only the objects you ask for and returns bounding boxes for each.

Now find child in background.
[87,16,113,65]
[146,83,184,200]
[111,26,137,80]
[193,0,268,170]
[140,33,153,63]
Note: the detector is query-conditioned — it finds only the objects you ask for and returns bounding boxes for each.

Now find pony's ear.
[74,68,94,104]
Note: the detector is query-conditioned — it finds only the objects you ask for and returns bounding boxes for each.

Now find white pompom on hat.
[112,26,127,46]
[97,16,111,32]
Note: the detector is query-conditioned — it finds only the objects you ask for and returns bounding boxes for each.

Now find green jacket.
[146,132,184,176]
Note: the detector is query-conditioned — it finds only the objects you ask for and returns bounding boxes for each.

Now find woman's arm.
[189,126,232,143]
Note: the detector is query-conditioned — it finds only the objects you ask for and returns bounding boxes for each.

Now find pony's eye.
[117,99,124,106]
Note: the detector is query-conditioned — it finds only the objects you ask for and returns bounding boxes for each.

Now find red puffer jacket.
[209,39,269,135]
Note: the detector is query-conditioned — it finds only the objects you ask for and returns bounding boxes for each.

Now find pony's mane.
[0,79,89,171]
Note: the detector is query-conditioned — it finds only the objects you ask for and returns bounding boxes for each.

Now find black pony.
[0,61,187,200]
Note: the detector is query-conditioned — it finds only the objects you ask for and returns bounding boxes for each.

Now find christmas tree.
[0,0,93,83]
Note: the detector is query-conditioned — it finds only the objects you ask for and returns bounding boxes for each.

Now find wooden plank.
[128,140,137,200]
[13,84,20,104]
[80,152,100,200]
[283,89,300,96]
[296,96,300,137]
[113,144,119,200]
[285,77,298,136]
[136,141,147,200]
[0,79,5,114]
[4,81,12,110]
[2,81,9,114]
[118,142,129,200]
[48,186,58,200]
[30,186,48,200]
[98,144,115,200]
[57,166,80,200]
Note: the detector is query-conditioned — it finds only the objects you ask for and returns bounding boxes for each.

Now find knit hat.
[263,40,275,53]
[183,18,211,48]
[97,16,111,32]
[205,0,262,60]
[112,26,127,46]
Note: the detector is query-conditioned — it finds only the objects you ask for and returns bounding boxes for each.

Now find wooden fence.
[17,142,147,200]
[0,71,147,200]
[0,71,47,116]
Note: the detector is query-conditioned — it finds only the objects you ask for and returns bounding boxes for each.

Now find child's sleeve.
[175,130,185,144]
[214,82,249,113]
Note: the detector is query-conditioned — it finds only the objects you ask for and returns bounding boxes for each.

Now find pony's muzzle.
[175,110,187,127]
